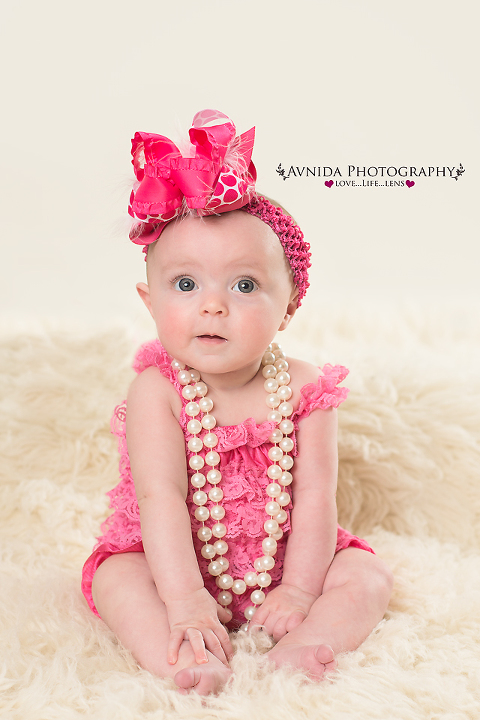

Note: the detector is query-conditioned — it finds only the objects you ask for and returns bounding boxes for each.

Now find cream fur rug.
[1,306,480,719]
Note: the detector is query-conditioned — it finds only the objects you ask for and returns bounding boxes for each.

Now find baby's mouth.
[197,334,227,342]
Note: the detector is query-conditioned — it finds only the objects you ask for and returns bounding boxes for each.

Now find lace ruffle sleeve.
[293,364,349,424]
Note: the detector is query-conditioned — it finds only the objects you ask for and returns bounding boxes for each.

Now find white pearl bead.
[264,518,279,534]
[212,522,226,538]
[239,623,250,632]
[244,572,258,587]
[207,469,222,484]
[275,371,290,386]
[273,348,285,359]
[189,454,205,471]
[279,454,294,470]
[272,529,283,541]
[266,410,282,424]
[277,491,291,507]
[268,446,283,462]
[185,402,200,417]
[182,385,197,401]
[279,419,294,435]
[264,378,279,393]
[268,428,283,444]
[251,589,265,605]
[197,526,212,541]
[265,500,280,516]
[232,579,247,595]
[262,537,277,555]
[216,573,233,589]
[171,359,185,370]
[209,486,224,502]
[195,506,210,522]
[189,369,201,383]
[191,472,206,488]
[266,483,281,498]
[188,437,203,453]
[187,419,202,435]
[208,561,223,576]
[244,606,256,621]
[279,471,293,486]
[260,555,275,570]
[192,490,207,506]
[262,352,275,365]
[201,414,216,430]
[210,504,225,520]
[279,401,293,417]
[218,557,229,571]
[177,370,191,385]
[257,572,272,587]
[275,509,288,524]
[279,436,294,453]
[267,464,282,480]
[266,393,281,409]
[277,385,292,401]
[199,397,213,413]
[217,591,233,606]
[205,450,220,466]
[203,432,218,448]
[262,364,277,379]
[201,544,215,559]
[194,381,208,397]
[213,539,228,555]
[274,358,289,371]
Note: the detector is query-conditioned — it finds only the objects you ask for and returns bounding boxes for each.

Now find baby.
[82,110,393,695]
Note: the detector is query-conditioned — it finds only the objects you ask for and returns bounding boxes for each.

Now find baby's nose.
[200,289,229,315]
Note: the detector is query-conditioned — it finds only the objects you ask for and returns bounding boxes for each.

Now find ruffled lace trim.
[293,364,349,423]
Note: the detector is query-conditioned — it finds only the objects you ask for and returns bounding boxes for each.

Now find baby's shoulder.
[286,356,322,388]
[127,365,182,419]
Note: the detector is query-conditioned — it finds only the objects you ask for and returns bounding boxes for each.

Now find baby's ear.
[136,282,154,318]
[278,292,299,331]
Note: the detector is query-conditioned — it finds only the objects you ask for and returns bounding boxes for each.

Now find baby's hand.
[165,587,233,666]
[249,583,317,642]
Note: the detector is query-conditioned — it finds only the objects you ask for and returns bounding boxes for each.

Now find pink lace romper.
[82,340,374,626]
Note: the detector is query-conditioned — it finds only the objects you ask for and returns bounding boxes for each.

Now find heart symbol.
[325,180,333,188]
[406,180,415,188]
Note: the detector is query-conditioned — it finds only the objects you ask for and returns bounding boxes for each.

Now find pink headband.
[128,109,311,303]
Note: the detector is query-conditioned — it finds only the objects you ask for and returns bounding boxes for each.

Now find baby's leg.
[92,552,232,694]
[266,548,393,678]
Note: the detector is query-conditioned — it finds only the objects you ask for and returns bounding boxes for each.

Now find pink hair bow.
[128,109,256,245]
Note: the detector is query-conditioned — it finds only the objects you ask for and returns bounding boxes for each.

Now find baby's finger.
[272,616,288,643]
[185,627,208,664]
[203,630,228,665]
[216,603,233,625]
[285,610,307,634]
[167,629,184,665]
[248,605,269,632]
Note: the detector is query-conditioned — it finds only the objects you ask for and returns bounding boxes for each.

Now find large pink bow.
[128,109,256,245]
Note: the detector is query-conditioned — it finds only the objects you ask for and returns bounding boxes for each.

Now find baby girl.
[82,109,393,695]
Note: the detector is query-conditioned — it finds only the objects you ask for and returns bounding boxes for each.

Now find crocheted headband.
[128,109,311,303]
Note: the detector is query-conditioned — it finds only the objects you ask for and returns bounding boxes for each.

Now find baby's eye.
[233,278,258,294]
[174,277,197,292]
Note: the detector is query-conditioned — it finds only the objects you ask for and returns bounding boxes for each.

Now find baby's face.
[138,210,297,377]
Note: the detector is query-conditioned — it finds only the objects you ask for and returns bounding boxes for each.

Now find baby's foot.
[174,662,232,696]
[266,643,337,680]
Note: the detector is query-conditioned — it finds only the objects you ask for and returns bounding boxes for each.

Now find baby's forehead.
[150,211,286,268]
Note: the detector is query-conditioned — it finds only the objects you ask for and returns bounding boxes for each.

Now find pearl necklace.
[172,343,294,626]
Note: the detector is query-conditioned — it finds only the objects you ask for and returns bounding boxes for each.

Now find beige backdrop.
[1,0,478,327]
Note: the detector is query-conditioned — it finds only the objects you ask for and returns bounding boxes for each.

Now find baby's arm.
[251,396,339,640]
[126,367,233,665]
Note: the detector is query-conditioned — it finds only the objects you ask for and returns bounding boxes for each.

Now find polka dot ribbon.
[128,109,257,245]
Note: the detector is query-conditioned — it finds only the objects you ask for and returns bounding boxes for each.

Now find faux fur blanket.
[1,307,479,719]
